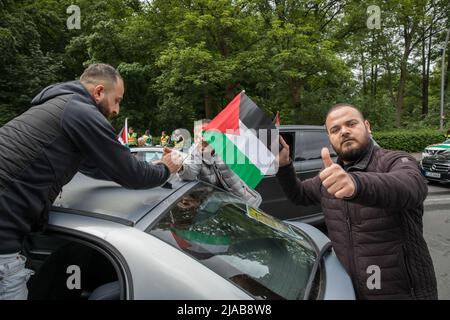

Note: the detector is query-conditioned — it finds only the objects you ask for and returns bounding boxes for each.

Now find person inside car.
[178,120,262,208]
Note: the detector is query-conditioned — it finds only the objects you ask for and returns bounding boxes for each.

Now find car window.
[280,132,295,160]
[133,151,162,162]
[147,183,317,300]
[143,151,162,162]
[295,130,336,161]
[23,234,122,300]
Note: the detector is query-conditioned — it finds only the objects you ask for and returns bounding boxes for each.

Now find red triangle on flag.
[204,93,241,135]
[171,230,191,250]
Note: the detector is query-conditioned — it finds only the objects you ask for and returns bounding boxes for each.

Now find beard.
[97,100,110,119]
[97,99,115,120]
[336,134,371,163]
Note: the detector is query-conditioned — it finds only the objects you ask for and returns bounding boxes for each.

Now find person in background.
[160,131,169,147]
[142,129,153,146]
[128,126,138,147]
[137,137,146,147]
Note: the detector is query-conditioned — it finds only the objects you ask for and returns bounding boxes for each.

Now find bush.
[373,130,446,153]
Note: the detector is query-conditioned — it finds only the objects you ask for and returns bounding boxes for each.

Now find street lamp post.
[440,26,450,130]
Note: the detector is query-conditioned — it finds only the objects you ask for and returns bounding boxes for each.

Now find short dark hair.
[326,103,365,121]
[80,63,122,88]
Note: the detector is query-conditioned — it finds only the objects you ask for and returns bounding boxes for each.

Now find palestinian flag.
[118,118,128,146]
[203,92,279,189]
[273,111,280,125]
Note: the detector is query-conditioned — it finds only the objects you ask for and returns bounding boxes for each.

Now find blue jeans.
[0,253,34,300]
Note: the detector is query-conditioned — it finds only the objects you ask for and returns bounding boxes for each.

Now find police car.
[420,139,450,183]
[422,139,450,158]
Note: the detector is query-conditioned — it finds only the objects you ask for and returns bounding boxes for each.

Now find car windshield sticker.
[246,206,302,240]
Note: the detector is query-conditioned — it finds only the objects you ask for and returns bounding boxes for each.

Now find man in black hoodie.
[0,63,181,299]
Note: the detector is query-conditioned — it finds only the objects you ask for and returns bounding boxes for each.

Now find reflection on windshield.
[144,152,162,162]
[148,184,317,300]
[133,151,163,162]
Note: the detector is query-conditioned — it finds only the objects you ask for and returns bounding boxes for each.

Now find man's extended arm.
[276,136,322,206]
[276,162,323,207]
[63,102,170,189]
[348,153,427,209]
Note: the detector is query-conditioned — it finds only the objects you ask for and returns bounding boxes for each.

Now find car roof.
[52,173,190,226]
[277,124,326,130]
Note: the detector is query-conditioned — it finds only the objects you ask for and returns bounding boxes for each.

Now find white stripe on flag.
[224,120,277,176]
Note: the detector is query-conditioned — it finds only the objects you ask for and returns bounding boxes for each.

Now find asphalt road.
[423,182,450,300]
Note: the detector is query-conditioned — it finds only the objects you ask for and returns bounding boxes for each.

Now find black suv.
[420,154,450,184]
[256,125,336,225]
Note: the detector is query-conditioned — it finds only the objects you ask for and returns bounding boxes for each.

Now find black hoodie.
[0,81,170,253]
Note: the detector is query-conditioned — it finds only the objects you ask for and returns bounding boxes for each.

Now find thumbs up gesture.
[319,148,356,199]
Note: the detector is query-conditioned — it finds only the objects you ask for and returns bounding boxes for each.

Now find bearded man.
[0,63,181,300]
[276,103,437,300]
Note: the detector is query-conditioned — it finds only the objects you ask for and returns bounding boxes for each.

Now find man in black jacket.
[0,64,181,299]
[277,103,437,299]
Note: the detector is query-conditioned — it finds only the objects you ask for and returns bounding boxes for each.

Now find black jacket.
[276,142,437,299]
[0,81,170,254]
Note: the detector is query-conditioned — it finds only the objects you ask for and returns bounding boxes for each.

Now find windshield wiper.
[301,241,333,300]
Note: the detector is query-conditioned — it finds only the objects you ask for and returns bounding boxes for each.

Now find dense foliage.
[1,0,450,137]
[373,129,447,152]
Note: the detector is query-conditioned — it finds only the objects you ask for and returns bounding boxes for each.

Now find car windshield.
[147,183,317,300]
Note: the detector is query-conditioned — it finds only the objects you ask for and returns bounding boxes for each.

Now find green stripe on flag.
[203,130,265,189]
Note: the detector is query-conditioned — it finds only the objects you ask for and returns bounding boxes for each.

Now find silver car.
[23,173,355,300]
